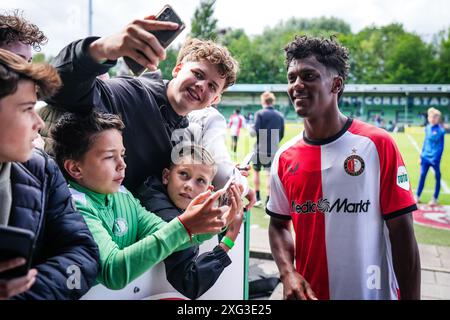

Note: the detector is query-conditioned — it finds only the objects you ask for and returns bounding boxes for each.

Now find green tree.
[341,24,403,83]
[267,16,352,38]
[190,0,218,40]
[32,52,46,63]
[158,47,179,79]
[431,28,450,83]
[384,33,434,83]
[340,23,434,84]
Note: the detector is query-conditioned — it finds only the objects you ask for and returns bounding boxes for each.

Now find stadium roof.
[227,84,450,94]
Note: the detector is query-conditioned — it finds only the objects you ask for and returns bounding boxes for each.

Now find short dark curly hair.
[285,35,350,98]
[51,111,125,178]
[0,10,47,51]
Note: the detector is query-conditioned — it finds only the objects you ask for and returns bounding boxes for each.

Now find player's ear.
[331,76,343,95]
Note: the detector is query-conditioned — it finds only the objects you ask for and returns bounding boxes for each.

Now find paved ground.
[248,225,450,300]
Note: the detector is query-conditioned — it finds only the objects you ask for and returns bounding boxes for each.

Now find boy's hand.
[219,186,245,252]
[221,184,243,227]
[89,17,179,71]
[179,190,228,235]
[0,258,37,300]
[236,164,250,177]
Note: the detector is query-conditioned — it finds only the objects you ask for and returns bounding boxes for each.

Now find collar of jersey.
[68,180,112,207]
[303,117,353,146]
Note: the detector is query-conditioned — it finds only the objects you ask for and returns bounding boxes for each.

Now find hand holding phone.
[237,151,255,170]
[124,5,186,76]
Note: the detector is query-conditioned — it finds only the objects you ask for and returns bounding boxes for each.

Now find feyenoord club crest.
[344,148,365,176]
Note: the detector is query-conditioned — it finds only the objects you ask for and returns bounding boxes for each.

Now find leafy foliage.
[190,0,218,40]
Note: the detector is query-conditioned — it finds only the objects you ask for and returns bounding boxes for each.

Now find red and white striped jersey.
[228,114,246,137]
[267,119,417,300]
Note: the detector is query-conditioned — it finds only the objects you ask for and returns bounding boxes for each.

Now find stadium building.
[219,84,450,128]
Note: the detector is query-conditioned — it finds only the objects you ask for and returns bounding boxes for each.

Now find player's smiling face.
[287,56,337,119]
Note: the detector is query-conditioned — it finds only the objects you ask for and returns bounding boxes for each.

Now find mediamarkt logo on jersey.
[291,198,371,214]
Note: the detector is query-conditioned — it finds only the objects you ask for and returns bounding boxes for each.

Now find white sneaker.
[254,200,262,207]
[428,198,438,206]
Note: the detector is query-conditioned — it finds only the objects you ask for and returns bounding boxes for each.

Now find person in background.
[0,9,48,148]
[0,9,46,62]
[228,109,246,154]
[415,107,446,205]
[252,91,285,207]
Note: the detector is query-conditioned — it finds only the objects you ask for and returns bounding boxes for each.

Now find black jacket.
[136,176,231,300]
[253,106,285,156]
[8,149,99,300]
[48,37,188,192]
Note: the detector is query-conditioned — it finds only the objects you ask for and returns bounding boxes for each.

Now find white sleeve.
[188,108,249,197]
[266,147,291,219]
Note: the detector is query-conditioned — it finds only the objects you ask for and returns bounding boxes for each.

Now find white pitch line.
[406,133,450,194]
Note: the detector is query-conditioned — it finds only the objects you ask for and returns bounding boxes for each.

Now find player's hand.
[0,258,37,300]
[89,17,180,71]
[282,271,318,300]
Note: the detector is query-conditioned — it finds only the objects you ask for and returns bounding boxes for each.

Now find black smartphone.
[0,225,35,279]
[124,4,186,76]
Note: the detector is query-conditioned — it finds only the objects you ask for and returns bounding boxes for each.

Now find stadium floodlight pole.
[88,0,93,36]
[405,91,409,127]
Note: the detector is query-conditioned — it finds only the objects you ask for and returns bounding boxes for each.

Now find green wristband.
[221,236,235,250]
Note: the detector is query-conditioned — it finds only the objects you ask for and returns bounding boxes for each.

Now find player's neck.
[304,113,348,141]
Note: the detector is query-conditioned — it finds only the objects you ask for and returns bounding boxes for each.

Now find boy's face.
[74,129,126,194]
[428,113,440,125]
[0,79,44,163]
[162,158,215,210]
[167,59,226,116]
[287,56,338,119]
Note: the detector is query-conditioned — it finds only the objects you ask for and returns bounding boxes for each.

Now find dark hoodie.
[48,37,189,192]
[136,175,232,300]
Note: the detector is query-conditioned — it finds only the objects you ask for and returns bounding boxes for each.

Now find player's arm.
[386,213,421,300]
[267,147,317,300]
[268,217,317,300]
